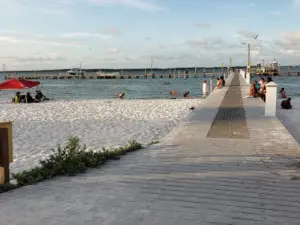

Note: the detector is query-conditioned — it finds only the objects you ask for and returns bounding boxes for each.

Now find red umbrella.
[0,79,40,90]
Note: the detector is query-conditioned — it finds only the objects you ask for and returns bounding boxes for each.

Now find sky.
[0,0,299,70]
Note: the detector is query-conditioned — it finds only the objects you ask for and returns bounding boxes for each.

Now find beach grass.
[0,137,143,194]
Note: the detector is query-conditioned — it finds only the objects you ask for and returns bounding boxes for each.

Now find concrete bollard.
[0,121,13,184]
[210,77,213,93]
[265,82,278,116]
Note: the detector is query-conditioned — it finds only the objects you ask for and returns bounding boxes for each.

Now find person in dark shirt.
[220,76,225,86]
[26,92,34,103]
[281,98,292,109]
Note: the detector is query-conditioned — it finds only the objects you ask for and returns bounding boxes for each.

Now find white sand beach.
[0,99,202,174]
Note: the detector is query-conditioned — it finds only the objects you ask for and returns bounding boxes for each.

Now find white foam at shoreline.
[0,99,202,174]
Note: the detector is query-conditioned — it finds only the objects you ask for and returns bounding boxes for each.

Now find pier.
[4,73,218,80]
[1,73,300,224]
[4,70,300,80]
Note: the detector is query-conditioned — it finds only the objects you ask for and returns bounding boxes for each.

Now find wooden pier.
[4,70,300,80]
[4,73,219,80]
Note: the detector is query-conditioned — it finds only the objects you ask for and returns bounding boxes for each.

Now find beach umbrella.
[0,78,40,90]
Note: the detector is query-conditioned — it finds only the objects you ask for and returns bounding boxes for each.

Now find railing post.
[0,121,13,184]
[210,77,213,93]
[265,82,278,116]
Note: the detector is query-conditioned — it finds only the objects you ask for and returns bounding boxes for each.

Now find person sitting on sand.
[279,88,287,98]
[170,90,178,95]
[26,92,34,103]
[249,80,259,97]
[14,92,20,103]
[35,90,49,102]
[119,92,125,99]
[183,92,190,99]
[281,98,292,109]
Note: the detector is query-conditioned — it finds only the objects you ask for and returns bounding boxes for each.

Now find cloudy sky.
[0,0,299,70]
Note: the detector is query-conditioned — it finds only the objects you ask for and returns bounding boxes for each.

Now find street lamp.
[241,33,259,77]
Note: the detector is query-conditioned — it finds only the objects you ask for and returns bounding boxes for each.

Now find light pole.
[79,61,83,75]
[3,64,6,77]
[241,33,259,79]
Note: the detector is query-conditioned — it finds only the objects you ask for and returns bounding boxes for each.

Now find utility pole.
[248,43,251,76]
[150,59,153,74]
[3,64,6,77]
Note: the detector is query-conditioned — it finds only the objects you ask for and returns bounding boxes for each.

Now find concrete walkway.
[1,74,300,225]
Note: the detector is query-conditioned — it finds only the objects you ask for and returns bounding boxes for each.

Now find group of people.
[216,76,226,89]
[169,91,191,99]
[249,77,273,101]
[249,76,292,109]
[13,90,50,103]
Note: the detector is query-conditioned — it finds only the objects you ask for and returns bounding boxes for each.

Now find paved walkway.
[1,74,300,225]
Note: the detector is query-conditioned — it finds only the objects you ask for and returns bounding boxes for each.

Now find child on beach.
[119,92,125,99]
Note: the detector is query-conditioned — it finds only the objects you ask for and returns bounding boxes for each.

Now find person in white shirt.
[202,80,207,98]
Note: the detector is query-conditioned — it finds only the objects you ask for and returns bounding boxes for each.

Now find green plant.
[149,140,159,145]
[11,137,143,188]
[0,183,17,193]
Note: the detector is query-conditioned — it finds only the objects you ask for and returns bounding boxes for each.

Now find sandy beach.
[0,99,202,174]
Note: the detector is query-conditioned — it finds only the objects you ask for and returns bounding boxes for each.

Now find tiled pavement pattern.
[0,74,300,225]
[207,75,249,139]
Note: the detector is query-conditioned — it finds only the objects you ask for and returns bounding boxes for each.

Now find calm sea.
[0,67,299,101]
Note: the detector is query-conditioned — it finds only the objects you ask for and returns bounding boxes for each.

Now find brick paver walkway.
[0,74,300,225]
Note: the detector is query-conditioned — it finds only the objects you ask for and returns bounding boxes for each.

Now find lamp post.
[241,33,259,84]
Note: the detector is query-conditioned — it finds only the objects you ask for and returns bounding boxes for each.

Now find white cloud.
[109,47,119,53]
[60,32,111,39]
[85,0,164,12]
[0,53,66,63]
[102,27,121,36]
[238,29,259,39]
[158,44,167,49]
[0,30,20,34]
[0,35,83,47]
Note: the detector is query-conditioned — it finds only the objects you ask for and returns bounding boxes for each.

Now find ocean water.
[0,76,212,101]
[0,67,300,101]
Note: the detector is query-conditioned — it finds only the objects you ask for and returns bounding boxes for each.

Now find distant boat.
[67,68,85,75]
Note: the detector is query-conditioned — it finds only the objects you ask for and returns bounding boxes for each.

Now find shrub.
[0,183,17,194]
[11,137,143,187]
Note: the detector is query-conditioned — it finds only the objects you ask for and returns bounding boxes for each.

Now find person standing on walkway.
[202,80,207,98]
